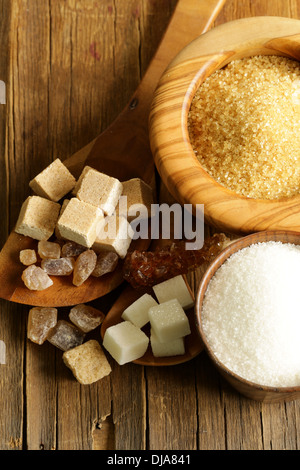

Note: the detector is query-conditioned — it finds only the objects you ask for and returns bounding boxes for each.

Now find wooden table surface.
[1,0,300,451]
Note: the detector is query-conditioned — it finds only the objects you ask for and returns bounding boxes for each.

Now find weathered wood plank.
[146,362,198,450]
[26,342,57,450]
[111,362,147,450]
[195,354,226,450]
[0,0,25,451]
[0,301,25,450]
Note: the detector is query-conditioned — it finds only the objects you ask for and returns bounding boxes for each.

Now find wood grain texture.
[1,0,300,452]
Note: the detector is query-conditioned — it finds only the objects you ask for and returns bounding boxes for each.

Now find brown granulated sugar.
[188,55,300,200]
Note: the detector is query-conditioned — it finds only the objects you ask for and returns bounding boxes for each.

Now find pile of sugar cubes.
[14,158,153,290]
[103,274,194,364]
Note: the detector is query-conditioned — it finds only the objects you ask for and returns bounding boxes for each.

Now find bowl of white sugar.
[195,231,300,403]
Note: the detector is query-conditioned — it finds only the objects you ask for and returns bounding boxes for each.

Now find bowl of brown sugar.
[149,17,300,234]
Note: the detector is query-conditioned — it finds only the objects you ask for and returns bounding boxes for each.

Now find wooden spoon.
[100,181,207,366]
[0,0,226,307]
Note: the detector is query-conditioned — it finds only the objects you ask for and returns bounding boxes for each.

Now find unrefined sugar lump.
[93,214,134,259]
[55,199,70,239]
[116,177,153,222]
[29,158,76,202]
[38,240,61,259]
[74,166,123,216]
[47,320,85,351]
[63,340,112,385]
[121,293,158,328]
[56,197,104,248]
[61,241,87,258]
[69,304,105,332]
[73,249,97,286]
[92,251,119,277]
[19,249,37,266]
[150,328,185,358]
[153,275,194,309]
[15,196,61,241]
[41,257,75,276]
[27,307,58,345]
[103,321,149,365]
[148,298,191,343]
[22,265,53,291]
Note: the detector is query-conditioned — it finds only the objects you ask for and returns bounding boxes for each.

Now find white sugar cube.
[121,294,158,328]
[102,321,149,365]
[152,275,194,309]
[150,329,185,358]
[148,298,191,343]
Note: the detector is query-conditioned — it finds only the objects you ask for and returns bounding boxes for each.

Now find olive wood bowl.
[195,230,300,403]
[149,17,300,234]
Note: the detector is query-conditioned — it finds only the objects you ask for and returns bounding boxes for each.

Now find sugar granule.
[201,241,300,387]
[188,55,300,200]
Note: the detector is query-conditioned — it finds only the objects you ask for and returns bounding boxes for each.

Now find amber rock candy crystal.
[22,265,53,290]
[92,251,119,277]
[61,241,87,258]
[69,304,105,333]
[27,307,58,344]
[123,233,229,288]
[38,240,61,259]
[41,257,75,276]
[19,249,38,266]
[73,249,97,286]
[47,320,86,351]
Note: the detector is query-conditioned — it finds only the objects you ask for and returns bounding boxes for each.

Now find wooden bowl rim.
[195,230,300,394]
[149,16,300,233]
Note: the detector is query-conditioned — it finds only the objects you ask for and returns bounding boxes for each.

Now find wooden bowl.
[149,17,300,234]
[195,230,300,403]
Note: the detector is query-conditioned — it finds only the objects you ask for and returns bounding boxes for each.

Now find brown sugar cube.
[69,304,105,332]
[93,215,134,259]
[117,178,154,222]
[47,320,85,351]
[72,249,97,286]
[55,199,69,239]
[56,197,104,248]
[19,249,37,266]
[22,265,53,291]
[15,196,61,241]
[29,158,76,202]
[72,165,91,195]
[27,307,57,345]
[62,340,112,385]
[74,166,123,216]
[38,240,61,259]
[92,251,119,277]
[41,257,75,276]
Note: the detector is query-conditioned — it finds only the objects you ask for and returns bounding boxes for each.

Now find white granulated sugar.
[202,241,300,387]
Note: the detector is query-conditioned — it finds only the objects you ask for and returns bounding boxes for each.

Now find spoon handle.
[128,0,227,118]
[82,0,226,181]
